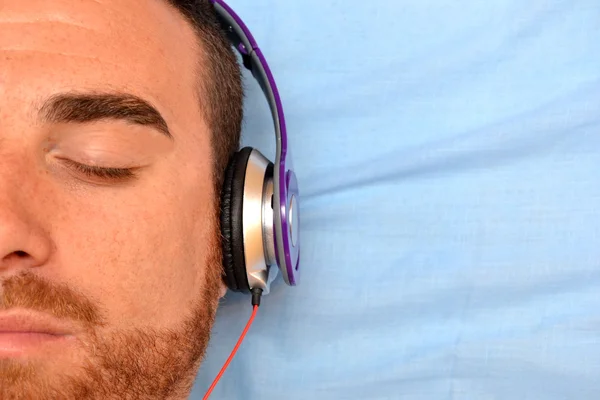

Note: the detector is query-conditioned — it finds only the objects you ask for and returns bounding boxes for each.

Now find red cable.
[203,305,259,400]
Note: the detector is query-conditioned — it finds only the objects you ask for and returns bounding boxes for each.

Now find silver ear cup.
[242,149,275,291]
[261,172,276,267]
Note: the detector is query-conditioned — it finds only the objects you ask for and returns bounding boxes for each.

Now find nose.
[0,182,53,272]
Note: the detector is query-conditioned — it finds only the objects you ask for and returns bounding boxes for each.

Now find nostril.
[1,250,30,263]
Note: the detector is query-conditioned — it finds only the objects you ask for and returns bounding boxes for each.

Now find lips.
[0,311,73,335]
[0,310,75,356]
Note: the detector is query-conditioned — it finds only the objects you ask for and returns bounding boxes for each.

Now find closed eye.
[60,158,138,182]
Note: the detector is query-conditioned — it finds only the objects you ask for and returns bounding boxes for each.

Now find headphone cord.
[203,288,263,400]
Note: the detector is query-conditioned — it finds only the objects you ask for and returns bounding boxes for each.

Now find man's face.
[0,0,225,398]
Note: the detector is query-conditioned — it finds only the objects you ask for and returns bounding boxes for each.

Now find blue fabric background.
[192,1,600,398]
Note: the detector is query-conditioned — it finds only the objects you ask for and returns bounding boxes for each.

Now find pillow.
[193,1,600,398]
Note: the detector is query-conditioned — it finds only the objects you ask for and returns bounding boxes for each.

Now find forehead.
[0,0,200,126]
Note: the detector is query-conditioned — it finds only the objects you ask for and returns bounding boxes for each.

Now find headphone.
[211,0,300,294]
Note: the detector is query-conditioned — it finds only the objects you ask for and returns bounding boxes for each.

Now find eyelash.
[61,159,137,181]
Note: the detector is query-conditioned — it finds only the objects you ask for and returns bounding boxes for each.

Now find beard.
[0,225,223,400]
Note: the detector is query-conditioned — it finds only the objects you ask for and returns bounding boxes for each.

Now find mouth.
[0,310,76,357]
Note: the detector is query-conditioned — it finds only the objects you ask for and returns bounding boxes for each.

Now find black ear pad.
[220,147,254,292]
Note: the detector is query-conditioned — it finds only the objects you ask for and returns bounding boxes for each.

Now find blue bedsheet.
[192,1,600,398]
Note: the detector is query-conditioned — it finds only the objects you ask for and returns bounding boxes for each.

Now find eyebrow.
[39,92,173,139]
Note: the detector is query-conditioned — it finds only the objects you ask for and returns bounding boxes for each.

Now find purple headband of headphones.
[210,0,300,286]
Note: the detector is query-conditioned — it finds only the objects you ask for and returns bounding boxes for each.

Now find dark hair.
[165,0,243,193]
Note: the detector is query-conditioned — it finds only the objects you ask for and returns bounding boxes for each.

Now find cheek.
[49,173,216,329]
